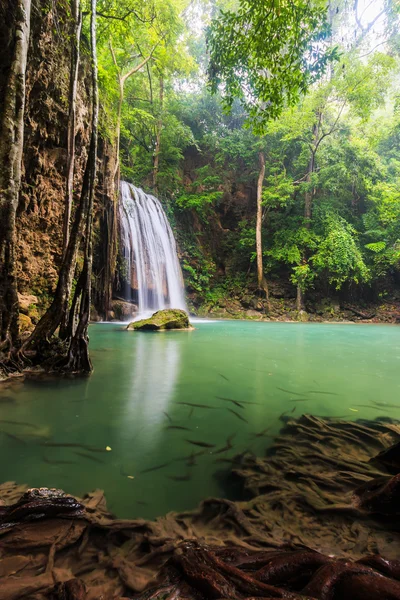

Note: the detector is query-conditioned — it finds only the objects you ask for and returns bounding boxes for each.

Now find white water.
[119,181,187,317]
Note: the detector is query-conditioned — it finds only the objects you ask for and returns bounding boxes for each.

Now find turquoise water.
[0,321,399,519]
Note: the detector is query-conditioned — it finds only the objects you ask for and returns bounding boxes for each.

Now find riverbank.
[1,414,399,599]
[193,296,400,324]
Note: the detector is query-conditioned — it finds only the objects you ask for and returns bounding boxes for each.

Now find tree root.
[0,415,399,598]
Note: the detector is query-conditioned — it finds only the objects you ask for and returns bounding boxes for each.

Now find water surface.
[0,321,399,519]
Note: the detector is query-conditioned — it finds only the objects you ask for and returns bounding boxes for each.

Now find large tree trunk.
[62,0,82,258]
[152,76,164,192]
[0,0,31,352]
[58,0,82,339]
[64,0,98,374]
[256,152,270,309]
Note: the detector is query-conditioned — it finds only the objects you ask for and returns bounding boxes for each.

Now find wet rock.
[90,305,102,322]
[111,300,138,321]
[241,296,252,309]
[245,309,260,319]
[127,309,193,331]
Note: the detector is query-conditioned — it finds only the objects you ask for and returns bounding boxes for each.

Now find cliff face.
[16,0,91,303]
[9,0,115,321]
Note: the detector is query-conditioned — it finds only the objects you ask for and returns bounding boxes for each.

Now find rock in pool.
[127,309,193,331]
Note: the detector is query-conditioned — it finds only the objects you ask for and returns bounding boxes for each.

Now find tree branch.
[96,9,155,24]
[358,40,387,58]
[109,38,120,80]
[121,40,161,84]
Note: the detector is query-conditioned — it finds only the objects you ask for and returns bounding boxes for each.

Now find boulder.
[111,300,138,321]
[127,309,192,331]
[18,293,38,314]
[18,293,40,323]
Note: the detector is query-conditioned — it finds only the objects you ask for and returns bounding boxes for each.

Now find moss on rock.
[18,313,34,333]
[127,309,192,331]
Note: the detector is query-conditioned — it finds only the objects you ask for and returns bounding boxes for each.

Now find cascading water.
[119,181,186,317]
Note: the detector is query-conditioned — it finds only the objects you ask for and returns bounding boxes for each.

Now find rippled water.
[0,321,399,519]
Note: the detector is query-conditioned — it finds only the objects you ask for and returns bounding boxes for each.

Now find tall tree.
[0,0,31,354]
[208,0,337,300]
[109,39,159,181]
[64,0,99,373]
[152,74,164,191]
[256,151,270,303]
[62,0,83,259]
[23,1,99,363]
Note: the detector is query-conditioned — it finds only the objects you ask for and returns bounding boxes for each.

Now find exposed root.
[0,415,399,599]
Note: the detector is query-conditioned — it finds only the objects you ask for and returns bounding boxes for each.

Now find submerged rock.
[127,309,193,331]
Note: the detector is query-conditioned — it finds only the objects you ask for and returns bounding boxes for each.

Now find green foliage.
[208,0,339,132]
[362,180,400,277]
[176,191,223,218]
[91,0,400,307]
[311,215,370,288]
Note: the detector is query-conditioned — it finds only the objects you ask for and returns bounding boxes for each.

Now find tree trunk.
[256,151,270,309]
[62,0,82,258]
[0,0,31,351]
[304,113,320,228]
[64,0,98,374]
[109,40,159,184]
[296,284,304,312]
[304,152,315,228]
[298,114,320,312]
[152,76,164,192]
[114,77,123,182]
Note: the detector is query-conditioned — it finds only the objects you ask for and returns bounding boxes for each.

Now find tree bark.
[256,152,270,309]
[296,283,304,312]
[64,0,98,374]
[152,75,164,192]
[0,0,31,351]
[304,152,315,228]
[62,0,82,258]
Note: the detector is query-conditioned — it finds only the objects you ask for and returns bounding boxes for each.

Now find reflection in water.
[0,322,399,519]
[123,335,181,438]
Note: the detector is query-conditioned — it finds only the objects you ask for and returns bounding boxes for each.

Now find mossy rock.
[127,309,193,331]
[19,313,34,333]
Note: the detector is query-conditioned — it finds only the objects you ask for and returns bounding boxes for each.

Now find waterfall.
[119,181,186,317]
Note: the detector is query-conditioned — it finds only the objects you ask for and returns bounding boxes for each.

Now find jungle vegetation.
[0,0,399,373]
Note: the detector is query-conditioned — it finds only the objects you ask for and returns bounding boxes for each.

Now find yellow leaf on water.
[127,475,134,479]
[105,446,112,451]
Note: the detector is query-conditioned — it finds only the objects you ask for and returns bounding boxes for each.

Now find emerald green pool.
[0,321,399,519]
